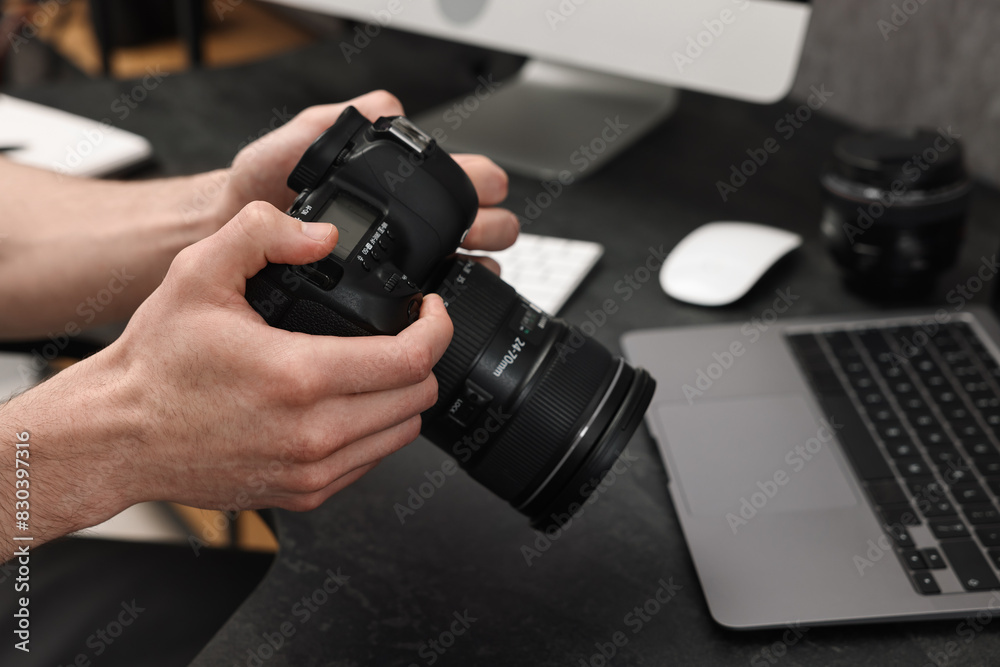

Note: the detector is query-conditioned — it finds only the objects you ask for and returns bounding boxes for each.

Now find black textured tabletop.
[11,31,1000,667]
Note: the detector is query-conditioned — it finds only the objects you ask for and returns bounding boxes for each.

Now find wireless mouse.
[660,222,802,306]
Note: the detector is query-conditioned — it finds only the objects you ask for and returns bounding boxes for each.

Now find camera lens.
[819,129,972,298]
[422,259,655,527]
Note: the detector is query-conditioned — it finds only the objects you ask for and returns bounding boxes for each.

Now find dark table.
[10,32,1000,667]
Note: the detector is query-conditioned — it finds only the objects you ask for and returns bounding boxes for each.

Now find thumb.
[196,201,339,292]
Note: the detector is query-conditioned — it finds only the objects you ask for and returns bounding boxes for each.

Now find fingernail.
[301,221,334,241]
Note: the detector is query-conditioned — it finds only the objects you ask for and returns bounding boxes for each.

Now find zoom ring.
[468,332,613,503]
[430,260,518,414]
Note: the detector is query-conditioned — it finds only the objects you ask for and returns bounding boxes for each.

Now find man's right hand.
[0,202,452,556]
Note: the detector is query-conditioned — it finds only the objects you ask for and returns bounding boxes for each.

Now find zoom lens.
[423,259,655,527]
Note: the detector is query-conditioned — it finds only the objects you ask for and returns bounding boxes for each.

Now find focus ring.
[468,332,613,503]
[430,261,518,414]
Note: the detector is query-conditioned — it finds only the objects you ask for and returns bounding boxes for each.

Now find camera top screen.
[316,192,380,261]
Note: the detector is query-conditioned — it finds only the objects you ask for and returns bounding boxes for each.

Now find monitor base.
[414,60,679,181]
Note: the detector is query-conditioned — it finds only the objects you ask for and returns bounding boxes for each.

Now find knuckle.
[235,200,277,232]
[401,415,422,445]
[417,375,439,412]
[276,359,325,405]
[280,426,333,464]
[367,90,404,115]
[283,492,326,512]
[401,341,434,383]
[506,211,521,240]
[287,465,331,495]
[167,245,201,281]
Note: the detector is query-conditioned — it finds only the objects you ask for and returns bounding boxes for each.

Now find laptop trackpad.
[655,396,858,517]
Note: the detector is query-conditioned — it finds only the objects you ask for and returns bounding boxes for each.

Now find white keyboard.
[468,234,604,314]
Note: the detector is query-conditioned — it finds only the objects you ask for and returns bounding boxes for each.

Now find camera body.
[246,106,478,336]
[247,107,655,527]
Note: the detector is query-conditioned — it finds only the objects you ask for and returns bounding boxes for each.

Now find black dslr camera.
[246,107,655,527]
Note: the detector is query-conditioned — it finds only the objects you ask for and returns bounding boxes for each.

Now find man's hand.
[1,203,457,558]
[219,90,519,256]
[0,90,516,340]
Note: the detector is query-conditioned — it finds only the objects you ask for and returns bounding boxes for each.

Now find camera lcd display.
[317,192,380,260]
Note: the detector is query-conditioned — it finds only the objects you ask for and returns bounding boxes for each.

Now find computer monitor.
[266,0,812,179]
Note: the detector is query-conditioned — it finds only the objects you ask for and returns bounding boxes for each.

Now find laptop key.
[967,441,998,459]
[929,519,970,540]
[950,482,990,505]
[901,549,928,570]
[885,523,916,548]
[963,505,1000,525]
[896,457,932,478]
[976,458,1000,476]
[887,442,917,458]
[917,498,958,518]
[820,397,894,480]
[988,549,1000,570]
[910,571,941,595]
[941,540,1000,591]
[867,480,909,505]
[922,548,947,569]
[975,526,1000,547]
[880,503,921,527]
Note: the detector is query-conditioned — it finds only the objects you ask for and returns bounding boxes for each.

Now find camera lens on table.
[819,128,972,299]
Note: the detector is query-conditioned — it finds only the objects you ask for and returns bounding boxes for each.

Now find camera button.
[359,257,371,272]
[407,298,421,322]
[370,248,381,261]
[384,273,400,292]
[378,237,389,251]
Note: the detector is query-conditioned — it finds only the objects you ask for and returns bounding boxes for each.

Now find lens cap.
[287,106,370,192]
[830,129,967,192]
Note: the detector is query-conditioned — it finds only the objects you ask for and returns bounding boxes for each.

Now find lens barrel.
[423,260,655,527]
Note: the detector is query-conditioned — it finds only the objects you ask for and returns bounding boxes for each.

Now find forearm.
[0,159,231,340]
[0,348,141,562]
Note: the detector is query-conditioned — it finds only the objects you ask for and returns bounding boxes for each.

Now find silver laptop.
[622,306,1000,628]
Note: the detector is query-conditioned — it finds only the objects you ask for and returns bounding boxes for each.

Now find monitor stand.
[413,60,679,181]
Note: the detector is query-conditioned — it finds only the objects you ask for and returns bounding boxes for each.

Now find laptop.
[622,305,1000,628]
[0,94,151,177]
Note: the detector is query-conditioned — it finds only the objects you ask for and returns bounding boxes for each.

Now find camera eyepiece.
[287,106,370,192]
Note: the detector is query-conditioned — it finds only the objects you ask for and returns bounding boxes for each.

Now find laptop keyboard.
[788,320,1000,596]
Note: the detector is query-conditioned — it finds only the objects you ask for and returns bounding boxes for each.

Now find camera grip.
[246,271,372,338]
